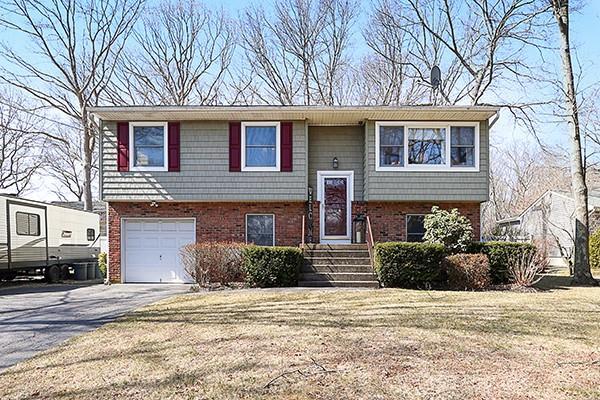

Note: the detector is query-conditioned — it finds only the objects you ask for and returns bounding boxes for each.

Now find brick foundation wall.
[108,200,480,282]
[363,202,480,242]
[108,201,305,282]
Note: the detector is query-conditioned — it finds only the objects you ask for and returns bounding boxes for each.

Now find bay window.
[376,122,479,171]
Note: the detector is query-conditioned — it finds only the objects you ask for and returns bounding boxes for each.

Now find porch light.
[332,157,339,169]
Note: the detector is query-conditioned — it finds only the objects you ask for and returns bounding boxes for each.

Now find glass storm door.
[323,177,348,237]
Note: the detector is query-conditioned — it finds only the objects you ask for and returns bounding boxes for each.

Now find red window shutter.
[280,121,293,172]
[168,122,180,172]
[229,122,241,172]
[117,122,129,172]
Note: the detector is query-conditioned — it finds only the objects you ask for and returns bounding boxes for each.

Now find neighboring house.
[51,201,107,253]
[496,190,600,266]
[90,105,498,283]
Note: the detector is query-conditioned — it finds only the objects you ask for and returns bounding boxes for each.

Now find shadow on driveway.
[0,283,189,372]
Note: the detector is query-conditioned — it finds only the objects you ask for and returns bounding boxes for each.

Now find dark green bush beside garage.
[374,242,447,288]
[242,246,303,287]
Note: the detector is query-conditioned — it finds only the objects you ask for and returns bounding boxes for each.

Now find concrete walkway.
[0,283,188,372]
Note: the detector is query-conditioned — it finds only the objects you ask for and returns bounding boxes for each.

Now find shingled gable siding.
[308,125,365,201]
[364,120,490,202]
[101,121,307,201]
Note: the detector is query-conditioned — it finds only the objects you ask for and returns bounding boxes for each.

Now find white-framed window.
[406,214,426,242]
[241,122,280,171]
[245,214,275,246]
[375,121,479,171]
[450,126,476,167]
[129,122,168,171]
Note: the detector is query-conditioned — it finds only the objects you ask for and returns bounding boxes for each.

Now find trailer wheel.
[45,265,61,283]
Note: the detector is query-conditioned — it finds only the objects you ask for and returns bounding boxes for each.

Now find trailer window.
[87,228,95,241]
[16,212,40,236]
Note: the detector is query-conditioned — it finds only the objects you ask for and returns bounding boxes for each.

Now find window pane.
[380,126,404,145]
[408,128,446,165]
[451,147,475,167]
[16,212,29,235]
[406,215,425,242]
[246,147,276,167]
[380,146,403,166]
[247,215,274,246]
[135,146,164,167]
[133,125,165,167]
[134,126,164,146]
[29,214,39,236]
[246,126,276,146]
[451,126,475,145]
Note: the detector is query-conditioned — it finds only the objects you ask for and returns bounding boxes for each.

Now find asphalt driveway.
[0,283,188,372]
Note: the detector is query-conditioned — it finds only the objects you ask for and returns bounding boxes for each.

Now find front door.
[318,171,353,243]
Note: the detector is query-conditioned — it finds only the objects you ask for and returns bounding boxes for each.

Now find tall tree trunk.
[82,117,94,212]
[552,0,597,285]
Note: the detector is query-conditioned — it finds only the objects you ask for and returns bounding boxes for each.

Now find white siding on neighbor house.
[101,121,308,202]
[519,192,574,257]
[363,120,490,202]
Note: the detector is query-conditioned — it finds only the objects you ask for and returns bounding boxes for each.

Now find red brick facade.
[354,202,480,242]
[108,201,305,282]
[108,200,480,282]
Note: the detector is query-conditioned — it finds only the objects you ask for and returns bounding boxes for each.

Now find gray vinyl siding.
[101,121,307,201]
[364,120,489,201]
[308,126,364,201]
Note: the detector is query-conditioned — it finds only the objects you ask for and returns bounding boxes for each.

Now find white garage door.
[123,219,195,283]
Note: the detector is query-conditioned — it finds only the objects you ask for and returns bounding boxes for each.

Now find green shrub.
[98,252,107,278]
[424,206,473,253]
[242,246,302,287]
[374,242,447,288]
[467,241,536,284]
[590,229,600,270]
[443,253,491,290]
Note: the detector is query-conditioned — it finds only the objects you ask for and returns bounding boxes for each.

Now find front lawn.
[1,277,599,399]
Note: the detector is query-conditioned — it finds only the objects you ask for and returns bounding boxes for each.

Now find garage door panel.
[123,219,195,283]
[160,221,177,231]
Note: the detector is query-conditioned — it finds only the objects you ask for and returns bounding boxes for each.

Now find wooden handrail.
[366,215,375,267]
[301,214,305,249]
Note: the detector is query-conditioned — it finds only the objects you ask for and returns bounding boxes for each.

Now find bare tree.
[107,0,235,105]
[0,92,46,195]
[43,126,98,201]
[239,0,358,105]
[367,0,550,107]
[550,0,596,284]
[0,0,144,210]
[483,139,571,236]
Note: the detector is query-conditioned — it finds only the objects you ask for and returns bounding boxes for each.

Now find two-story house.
[90,105,497,284]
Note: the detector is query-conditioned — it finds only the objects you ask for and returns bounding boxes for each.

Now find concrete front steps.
[299,244,379,288]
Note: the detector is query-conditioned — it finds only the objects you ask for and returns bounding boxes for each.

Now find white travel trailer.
[0,195,100,282]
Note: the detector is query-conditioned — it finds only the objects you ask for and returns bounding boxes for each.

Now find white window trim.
[245,213,276,246]
[129,121,169,172]
[406,213,427,242]
[375,121,479,172]
[241,121,281,172]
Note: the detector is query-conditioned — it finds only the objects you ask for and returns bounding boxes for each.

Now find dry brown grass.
[1,275,599,400]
